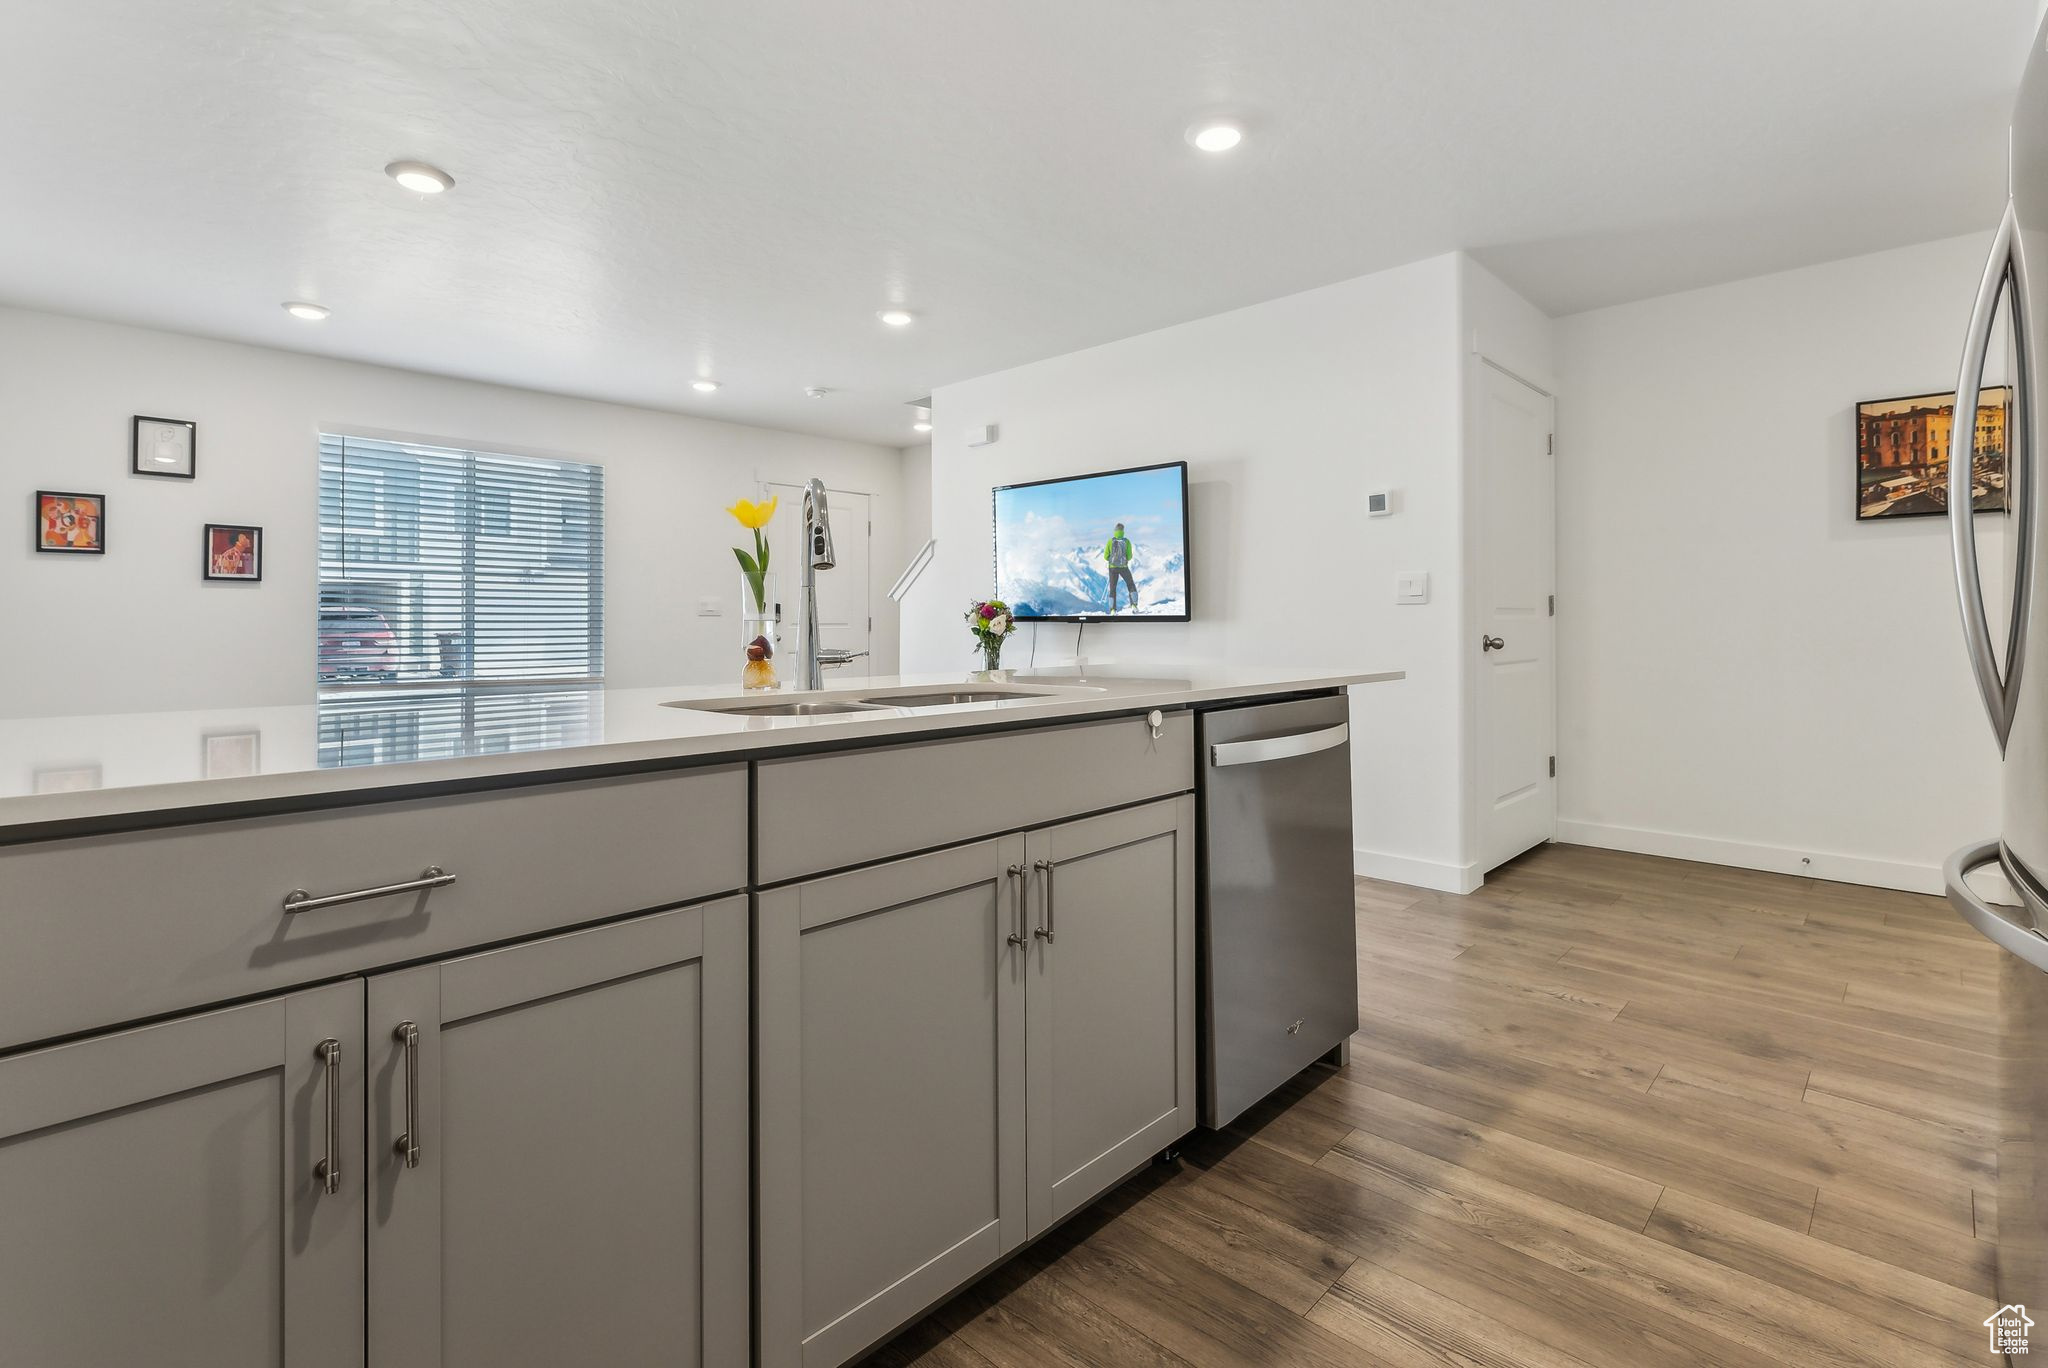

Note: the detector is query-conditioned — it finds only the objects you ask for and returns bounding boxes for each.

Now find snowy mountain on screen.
[998,520,1186,618]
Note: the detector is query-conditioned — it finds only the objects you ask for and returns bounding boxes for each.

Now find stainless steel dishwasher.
[1196,692,1358,1128]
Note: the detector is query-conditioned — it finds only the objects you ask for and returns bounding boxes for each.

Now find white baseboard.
[1553,820,1943,896]
[1354,847,1484,895]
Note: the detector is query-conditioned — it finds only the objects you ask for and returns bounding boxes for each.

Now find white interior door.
[1476,364,1557,872]
[763,483,872,680]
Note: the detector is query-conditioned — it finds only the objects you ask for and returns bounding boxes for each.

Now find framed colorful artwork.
[203,523,262,581]
[36,491,105,554]
[1856,387,2011,520]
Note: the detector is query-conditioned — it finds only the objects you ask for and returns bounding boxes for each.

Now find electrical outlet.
[696,597,722,617]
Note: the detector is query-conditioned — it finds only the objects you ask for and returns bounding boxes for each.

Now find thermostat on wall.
[966,424,999,447]
[1367,490,1393,516]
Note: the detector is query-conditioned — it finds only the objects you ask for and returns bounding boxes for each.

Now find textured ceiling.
[0,0,2034,445]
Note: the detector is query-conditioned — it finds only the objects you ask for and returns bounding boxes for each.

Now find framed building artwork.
[1857,387,2011,520]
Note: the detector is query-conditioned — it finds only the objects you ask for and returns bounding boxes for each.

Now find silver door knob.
[1482,635,1505,652]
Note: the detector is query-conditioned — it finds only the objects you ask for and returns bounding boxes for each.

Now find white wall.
[1555,233,2003,892]
[0,305,903,716]
[903,253,1478,887]
[897,441,933,589]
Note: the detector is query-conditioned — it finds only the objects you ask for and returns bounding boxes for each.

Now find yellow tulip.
[726,495,779,530]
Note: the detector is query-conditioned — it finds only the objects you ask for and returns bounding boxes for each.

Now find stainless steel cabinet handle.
[1951,199,2034,751]
[1209,722,1350,769]
[1005,865,1028,947]
[314,1038,342,1194]
[393,1021,421,1169]
[1482,635,1505,652]
[284,866,455,914]
[1033,859,1056,942]
[1945,839,2048,972]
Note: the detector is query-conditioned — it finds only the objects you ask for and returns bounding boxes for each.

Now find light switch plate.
[1396,572,1429,605]
[696,597,723,617]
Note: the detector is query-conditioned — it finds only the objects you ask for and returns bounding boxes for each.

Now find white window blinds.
[317,434,605,685]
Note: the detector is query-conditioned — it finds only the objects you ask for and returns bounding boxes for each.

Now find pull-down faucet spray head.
[803,478,836,570]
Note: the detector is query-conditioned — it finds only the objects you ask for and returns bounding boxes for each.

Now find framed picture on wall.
[35,490,105,553]
[203,523,262,581]
[132,415,197,479]
[1856,387,2010,520]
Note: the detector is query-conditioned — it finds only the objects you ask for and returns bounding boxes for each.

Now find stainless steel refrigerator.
[1945,13,2048,1313]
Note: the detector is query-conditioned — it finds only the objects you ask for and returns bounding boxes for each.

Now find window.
[317,433,605,686]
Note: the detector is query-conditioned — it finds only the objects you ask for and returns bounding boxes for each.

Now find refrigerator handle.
[1951,199,2034,751]
[1945,839,2048,972]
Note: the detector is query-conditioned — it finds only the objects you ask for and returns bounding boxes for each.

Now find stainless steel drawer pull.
[1209,722,1350,769]
[1005,865,1028,947]
[284,866,455,914]
[314,1038,342,1195]
[394,1021,422,1169]
[1033,859,1057,942]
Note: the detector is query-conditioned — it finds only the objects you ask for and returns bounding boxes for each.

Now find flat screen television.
[993,460,1189,622]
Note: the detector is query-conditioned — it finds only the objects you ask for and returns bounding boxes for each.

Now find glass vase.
[979,636,1005,675]
[741,571,779,691]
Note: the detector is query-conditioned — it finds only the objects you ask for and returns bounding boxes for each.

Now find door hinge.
[1546,433,1554,455]
[1548,755,1556,778]
[1548,594,1555,617]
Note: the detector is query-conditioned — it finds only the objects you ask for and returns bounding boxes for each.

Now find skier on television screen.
[1103,522,1138,611]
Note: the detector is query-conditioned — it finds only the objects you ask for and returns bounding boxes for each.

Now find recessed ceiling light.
[385,160,455,194]
[692,378,721,393]
[912,421,933,434]
[805,386,834,399]
[877,309,916,327]
[282,301,330,321]
[1187,120,1244,153]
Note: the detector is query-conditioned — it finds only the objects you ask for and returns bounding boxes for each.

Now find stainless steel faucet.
[800,479,867,688]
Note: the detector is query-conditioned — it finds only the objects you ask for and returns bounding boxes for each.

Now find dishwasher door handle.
[1209,722,1350,768]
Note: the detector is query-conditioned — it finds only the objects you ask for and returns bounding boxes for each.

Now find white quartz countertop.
[0,666,1402,834]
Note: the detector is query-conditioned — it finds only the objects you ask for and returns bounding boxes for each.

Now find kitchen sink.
[854,684,1105,708]
[673,698,888,717]
[668,682,1106,716]
[863,690,1040,706]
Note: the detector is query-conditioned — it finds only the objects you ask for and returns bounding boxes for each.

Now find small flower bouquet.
[727,495,780,689]
[726,495,778,611]
[966,599,1016,673]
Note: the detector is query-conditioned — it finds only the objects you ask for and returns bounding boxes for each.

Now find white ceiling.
[0,0,2034,446]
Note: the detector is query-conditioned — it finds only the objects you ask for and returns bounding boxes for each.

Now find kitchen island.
[0,666,1398,1368]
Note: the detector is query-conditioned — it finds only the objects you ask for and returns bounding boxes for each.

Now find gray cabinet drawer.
[0,765,747,1050]
[753,711,1193,884]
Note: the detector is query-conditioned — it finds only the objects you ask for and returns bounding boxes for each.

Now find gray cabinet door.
[756,836,1028,1368]
[366,896,750,1368]
[0,979,365,1368]
[1023,795,1196,1237]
